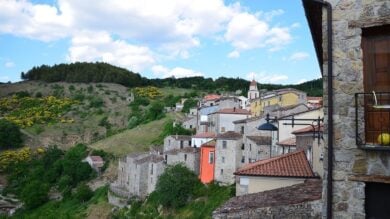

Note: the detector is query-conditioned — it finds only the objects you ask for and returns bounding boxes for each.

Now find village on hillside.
[108,80,325,211]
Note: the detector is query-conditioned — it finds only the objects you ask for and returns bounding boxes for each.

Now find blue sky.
[0,0,320,84]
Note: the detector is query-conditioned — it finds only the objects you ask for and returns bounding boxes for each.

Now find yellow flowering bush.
[0,147,32,171]
[133,86,163,99]
[0,95,78,128]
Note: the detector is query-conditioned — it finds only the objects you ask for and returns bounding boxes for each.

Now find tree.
[153,164,202,208]
[0,119,23,150]
[74,183,93,202]
[20,180,49,209]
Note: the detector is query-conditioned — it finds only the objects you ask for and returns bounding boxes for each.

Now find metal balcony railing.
[355,92,390,150]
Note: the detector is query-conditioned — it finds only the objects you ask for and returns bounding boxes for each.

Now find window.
[249,144,252,151]
[241,156,245,163]
[180,141,184,149]
[222,141,227,149]
[189,140,191,146]
[150,164,154,174]
[190,125,192,129]
[209,152,214,164]
[221,127,225,132]
[241,144,245,150]
[279,96,282,102]
[356,25,390,147]
[222,156,225,163]
[184,154,187,161]
[168,139,171,146]
[241,126,244,134]
[220,169,223,175]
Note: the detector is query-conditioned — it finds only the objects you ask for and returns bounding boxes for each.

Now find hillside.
[0,81,194,150]
[18,62,323,96]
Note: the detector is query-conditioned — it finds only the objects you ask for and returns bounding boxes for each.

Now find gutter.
[318,1,333,218]
[303,0,333,218]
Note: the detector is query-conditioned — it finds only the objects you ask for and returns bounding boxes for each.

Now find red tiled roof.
[203,94,221,101]
[292,124,323,135]
[216,108,250,115]
[277,137,296,146]
[193,132,216,138]
[217,131,242,140]
[201,139,216,147]
[234,150,315,178]
[90,156,103,163]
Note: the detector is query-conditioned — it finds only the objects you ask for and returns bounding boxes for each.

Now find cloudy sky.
[0,0,320,84]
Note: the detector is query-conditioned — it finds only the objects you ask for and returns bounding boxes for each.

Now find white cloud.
[4,61,14,68]
[0,75,10,81]
[151,65,204,78]
[225,12,292,52]
[291,22,301,28]
[227,51,240,58]
[288,52,309,61]
[67,31,155,72]
[261,9,284,21]
[246,71,288,84]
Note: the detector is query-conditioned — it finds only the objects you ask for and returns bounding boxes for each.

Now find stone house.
[111,153,165,201]
[198,105,219,133]
[163,135,192,152]
[214,131,243,185]
[191,132,216,148]
[200,94,221,107]
[234,150,317,196]
[245,135,272,162]
[182,116,197,130]
[209,108,251,134]
[83,155,104,173]
[164,147,200,174]
[292,124,324,178]
[218,96,242,109]
[189,107,198,117]
[303,0,390,217]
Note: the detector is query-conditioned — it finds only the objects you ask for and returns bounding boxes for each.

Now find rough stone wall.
[213,199,322,219]
[321,1,390,218]
[163,136,191,151]
[147,161,165,194]
[245,138,271,161]
[215,138,242,184]
[183,116,197,129]
[166,151,200,174]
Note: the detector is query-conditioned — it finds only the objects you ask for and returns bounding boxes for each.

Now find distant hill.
[20,62,323,96]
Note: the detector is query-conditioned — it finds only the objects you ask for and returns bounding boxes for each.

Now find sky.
[0,0,321,84]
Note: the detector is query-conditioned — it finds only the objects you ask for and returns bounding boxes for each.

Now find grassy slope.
[89,113,174,156]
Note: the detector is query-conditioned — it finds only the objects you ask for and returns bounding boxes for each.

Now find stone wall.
[214,138,242,184]
[319,0,390,218]
[213,200,322,219]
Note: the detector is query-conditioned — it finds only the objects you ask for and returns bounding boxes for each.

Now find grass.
[158,87,195,97]
[89,114,174,156]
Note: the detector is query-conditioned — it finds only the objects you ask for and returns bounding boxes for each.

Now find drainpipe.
[310,0,333,218]
[304,0,333,218]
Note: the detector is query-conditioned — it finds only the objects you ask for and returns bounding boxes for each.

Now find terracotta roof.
[216,108,250,115]
[201,139,216,147]
[203,94,221,101]
[292,124,323,135]
[135,154,164,164]
[277,137,296,146]
[246,136,272,145]
[164,147,199,155]
[169,135,192,140]
[193,132,216,138]
[217,131,242,140]
[307,96,322,101]
[234,150,315,178]
[90,156,103,163]
[213,179,322,214]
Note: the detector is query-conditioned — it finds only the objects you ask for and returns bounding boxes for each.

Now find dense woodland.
[21,62,323,96]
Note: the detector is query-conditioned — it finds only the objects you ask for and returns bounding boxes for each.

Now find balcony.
[355,92,390,151]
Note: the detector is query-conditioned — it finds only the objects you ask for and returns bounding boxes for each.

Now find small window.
[241,156,245,163]
[150,164,154,174]
[222,156,225,163]
[184,154,187,161]
[190,125,192,129]
[222,141,227,149]
[209,152,214,164]
[220,169,223,175]
[221,127,226,132]
[180,141,184,149]
[241,126,244,134]
[189,140,191,146]
[249,144,252,151]
[168,139,171,146]
[241,144,245,150]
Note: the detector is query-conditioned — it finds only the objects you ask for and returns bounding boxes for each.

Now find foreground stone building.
[303,0,390,218]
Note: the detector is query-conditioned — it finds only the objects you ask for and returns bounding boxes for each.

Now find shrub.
[153,164,203,209]
[21,180,49,209]
[0,119,23,149]
[74,183,93,202]
[35,92,43,98]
